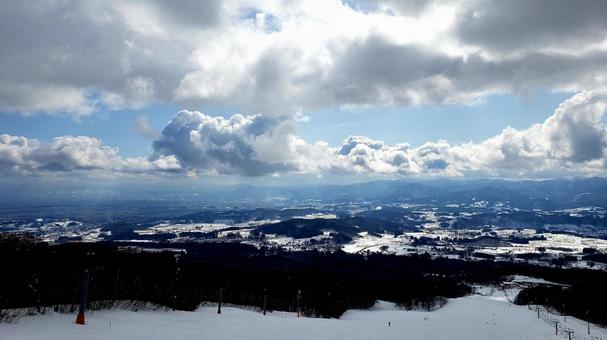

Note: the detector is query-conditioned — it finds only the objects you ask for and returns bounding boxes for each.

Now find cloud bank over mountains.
[1,0,607,117]
[2,88,607,178]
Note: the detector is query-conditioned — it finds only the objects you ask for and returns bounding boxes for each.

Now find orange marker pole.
[75,270,89,325]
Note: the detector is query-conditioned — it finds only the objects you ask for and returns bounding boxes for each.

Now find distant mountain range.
[2,177,607,210]
[184,177,607,210]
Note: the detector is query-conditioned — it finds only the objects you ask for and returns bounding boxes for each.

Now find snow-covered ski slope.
[3,290,606,340]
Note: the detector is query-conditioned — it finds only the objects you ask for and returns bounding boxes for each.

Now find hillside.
[3,289,606,340]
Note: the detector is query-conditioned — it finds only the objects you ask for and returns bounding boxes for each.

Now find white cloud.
[2,1,607,179]
[2,0,607,117]
[0,134,180,175]
[2,89,606,178]
[475,88,607,174]
[0,84,95,117]
[150,110,332,176]
[144,89,607,178]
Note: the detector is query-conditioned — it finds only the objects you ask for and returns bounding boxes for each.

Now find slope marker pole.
[75,270,90,325]
[263,288,267,316]
[217,288,223,315]
[297,290,302,317]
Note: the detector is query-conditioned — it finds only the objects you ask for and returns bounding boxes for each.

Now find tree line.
[0,233,606,324]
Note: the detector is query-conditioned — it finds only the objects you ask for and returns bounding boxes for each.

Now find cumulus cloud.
[2,0,607,117]
[2,89,607,178]
[479,88,607,172]
[0,134,179,175]
[150,110,331,176]
[331,88,607,177]
[2,0,607,179]
[151,88,607,178]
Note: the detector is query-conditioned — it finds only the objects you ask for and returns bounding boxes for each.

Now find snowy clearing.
[3,290,606,340]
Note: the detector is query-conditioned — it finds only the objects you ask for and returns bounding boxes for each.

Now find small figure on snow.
[388,321,391,327]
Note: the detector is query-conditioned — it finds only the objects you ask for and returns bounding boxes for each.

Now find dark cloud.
[150,0,222,28]
[322,35,607,107]
[0,0,218,116]
[151,110,294,176]
[1,0,607,116]
[326,36,459,106]
[454,0,607,52]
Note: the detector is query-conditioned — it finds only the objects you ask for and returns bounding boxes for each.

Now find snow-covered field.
[342,228,607,258]
[3,290,605,340]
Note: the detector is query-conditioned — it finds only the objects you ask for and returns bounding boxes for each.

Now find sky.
[1,0,607,185]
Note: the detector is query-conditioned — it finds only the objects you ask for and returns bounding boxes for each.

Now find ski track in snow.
[3,293,606,340]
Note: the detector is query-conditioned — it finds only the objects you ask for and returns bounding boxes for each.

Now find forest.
[1,233,606,325]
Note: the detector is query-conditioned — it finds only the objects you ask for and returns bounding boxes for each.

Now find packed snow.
[3,289,606,340]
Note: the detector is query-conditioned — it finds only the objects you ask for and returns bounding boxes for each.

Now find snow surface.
[508,275,569,287]
[3,291,606,340]
[341,227,607,263]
